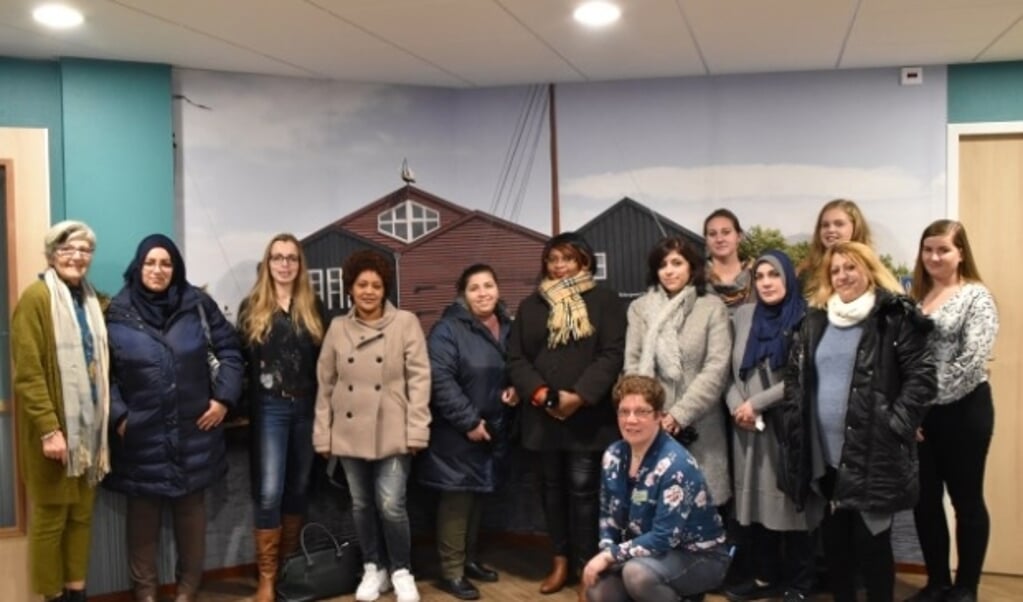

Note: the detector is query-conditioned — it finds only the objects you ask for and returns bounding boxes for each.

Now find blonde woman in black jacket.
[779,242,936,602]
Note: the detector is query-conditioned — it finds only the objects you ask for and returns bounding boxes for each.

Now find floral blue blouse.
[598,430,726,562]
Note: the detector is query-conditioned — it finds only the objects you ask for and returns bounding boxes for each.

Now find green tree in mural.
[740,225,909,277]
[739,225,788,260]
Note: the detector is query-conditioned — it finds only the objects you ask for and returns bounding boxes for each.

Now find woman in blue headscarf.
[104,234,243,602]
[723,250,813,602]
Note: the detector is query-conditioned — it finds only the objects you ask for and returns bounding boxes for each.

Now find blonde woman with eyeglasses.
[237,233,325,600]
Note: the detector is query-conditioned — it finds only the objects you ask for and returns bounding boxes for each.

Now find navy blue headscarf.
[124,234,189,329]
[739,250,806,379]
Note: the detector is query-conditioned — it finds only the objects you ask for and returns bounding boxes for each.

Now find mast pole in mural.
[549,83,560,235]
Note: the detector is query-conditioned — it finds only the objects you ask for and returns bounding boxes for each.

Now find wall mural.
[175,65,948,562]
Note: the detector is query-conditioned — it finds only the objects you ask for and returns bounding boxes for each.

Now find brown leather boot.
[279,513,304,563]
[539,555,569,594]
[254,527,282,602]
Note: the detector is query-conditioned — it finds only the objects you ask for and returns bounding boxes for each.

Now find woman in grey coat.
[624,236,732,507]
[724,250,813,602]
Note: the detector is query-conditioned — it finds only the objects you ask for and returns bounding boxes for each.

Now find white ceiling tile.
[978,15,1023,61]
[115,0,467,85]
[843,1,1023,66]
[500,0,706,81]
[0,0,1021,86]
[312,0,584,85]
[681,0,859,73]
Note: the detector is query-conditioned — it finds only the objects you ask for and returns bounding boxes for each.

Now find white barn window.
[308,269,324,300]
[378,200,439,243]
[326,267,345,311]
[593,252,607,280]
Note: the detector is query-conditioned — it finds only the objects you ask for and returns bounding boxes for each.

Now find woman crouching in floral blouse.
[582,374,731,601]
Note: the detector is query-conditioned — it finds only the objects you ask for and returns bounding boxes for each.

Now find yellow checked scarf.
[539,271,596,348]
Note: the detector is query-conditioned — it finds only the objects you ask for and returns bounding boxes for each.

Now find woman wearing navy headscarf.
[723,250,814,602]
[105,234,243,602]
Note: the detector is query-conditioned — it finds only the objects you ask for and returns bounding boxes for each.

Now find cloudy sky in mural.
[176,66,946,312]
[555,69,948,264]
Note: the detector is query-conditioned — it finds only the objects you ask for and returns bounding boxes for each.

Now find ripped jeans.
[340,454,412,571]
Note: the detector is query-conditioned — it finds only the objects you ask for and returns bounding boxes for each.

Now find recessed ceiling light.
[574,1,621,27]
[33,4,84,29]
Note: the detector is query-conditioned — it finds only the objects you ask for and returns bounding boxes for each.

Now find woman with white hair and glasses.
[12,220,110,602]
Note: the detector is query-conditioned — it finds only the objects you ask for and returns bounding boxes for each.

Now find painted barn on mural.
[576,197,705,300]
[301,185,548,331]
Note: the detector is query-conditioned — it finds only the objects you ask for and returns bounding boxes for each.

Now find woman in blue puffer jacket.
[104,234,243,602]
[417,263,518,600]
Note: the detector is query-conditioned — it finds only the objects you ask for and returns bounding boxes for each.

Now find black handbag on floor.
[275,522,361,602]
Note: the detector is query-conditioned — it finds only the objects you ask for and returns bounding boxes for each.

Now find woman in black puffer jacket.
[105,234,243,602]
[779,241,935,602]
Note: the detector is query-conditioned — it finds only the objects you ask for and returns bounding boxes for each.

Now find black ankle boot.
[439,577,480,600]
[464,561,499,582]
[64,589,87,602]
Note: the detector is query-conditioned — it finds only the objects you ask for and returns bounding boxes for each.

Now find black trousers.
[820,505,894,602]
[750,524,815,594]
[538,450,602,572]
[913,382,994,594]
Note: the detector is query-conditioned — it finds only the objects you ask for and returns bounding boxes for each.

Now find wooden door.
[958,133,1023,576]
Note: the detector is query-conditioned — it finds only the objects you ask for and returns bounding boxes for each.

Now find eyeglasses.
[269,254,300,265]
[616,408,657,419]
[55,245,94,258]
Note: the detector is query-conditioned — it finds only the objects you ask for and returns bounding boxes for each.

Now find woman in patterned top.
[907,220,998,602]
[582,374,730,602]
[237,233,325,601]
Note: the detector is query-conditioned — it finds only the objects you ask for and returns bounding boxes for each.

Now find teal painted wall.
[0,57,66,219]
[948,61,1023,123]
[61,60,174,293]
[0,57,174,293]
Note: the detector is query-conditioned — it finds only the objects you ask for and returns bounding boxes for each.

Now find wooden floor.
[187,544,1023,602]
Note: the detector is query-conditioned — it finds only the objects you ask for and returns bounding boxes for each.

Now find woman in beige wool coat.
[624,236,733,508]
[313,250,430,602]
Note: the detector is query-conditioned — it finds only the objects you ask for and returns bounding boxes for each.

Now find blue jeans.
[340,455,412,571]
[252,394,315,529]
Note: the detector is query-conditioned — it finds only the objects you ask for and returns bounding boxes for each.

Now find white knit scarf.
[636,285,696,382]
[44,268,110,485]
[826,290,876,327]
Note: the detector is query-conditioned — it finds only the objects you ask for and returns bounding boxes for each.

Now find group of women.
[12,195,998,602]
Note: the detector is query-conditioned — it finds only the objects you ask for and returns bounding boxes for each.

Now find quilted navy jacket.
[417,301,513,493]
[104,286,243,497]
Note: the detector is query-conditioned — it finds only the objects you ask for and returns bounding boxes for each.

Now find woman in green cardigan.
[11,220,110,602]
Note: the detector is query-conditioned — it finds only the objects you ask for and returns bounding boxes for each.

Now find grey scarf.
[45,268,110,485]
[636,285,697,382]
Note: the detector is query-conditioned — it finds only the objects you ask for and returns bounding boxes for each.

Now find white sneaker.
[391,568,421,602]
[355,562,392,601]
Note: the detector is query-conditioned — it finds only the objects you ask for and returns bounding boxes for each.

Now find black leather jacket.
[779,289,936,514]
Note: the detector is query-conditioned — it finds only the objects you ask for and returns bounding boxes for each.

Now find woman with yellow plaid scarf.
[508,231,627,601]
